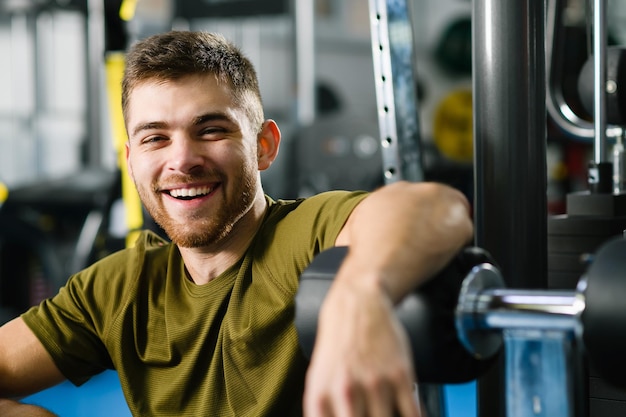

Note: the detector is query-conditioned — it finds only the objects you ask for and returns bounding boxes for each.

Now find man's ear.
[257,119,281,170]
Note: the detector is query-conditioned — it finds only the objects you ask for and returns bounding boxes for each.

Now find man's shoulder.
[131,229,171,251]
[267,190,368,214]
[82,229,172,278]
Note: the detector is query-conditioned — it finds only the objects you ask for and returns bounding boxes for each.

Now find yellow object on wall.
[119,0,138,21]
[433,89,474,164]
[105,52,144,247]
[0,182,8,205]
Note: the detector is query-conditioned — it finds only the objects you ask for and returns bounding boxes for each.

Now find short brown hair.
[122,31,264,133]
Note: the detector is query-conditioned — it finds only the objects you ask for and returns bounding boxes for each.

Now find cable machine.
[370,0,626,416]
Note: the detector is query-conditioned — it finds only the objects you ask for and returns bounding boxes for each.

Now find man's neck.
[179,193,268,285]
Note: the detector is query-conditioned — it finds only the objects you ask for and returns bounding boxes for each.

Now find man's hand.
[303,277,423,417]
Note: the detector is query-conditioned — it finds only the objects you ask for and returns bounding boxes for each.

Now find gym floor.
[23,371,476,417]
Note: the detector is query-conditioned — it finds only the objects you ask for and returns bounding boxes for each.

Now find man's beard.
[137,168,257,248]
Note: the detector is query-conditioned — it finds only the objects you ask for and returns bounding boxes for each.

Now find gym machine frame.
[296,234,626,417]
[367,0,550,414]
[361,0,626,416]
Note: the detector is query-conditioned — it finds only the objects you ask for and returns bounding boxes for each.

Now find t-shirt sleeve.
[21,270,114,385]
[20,231,160,386]
[292,190,368,250]
[254,190,368,295]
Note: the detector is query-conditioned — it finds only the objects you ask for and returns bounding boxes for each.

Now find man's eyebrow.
[192,112,235,126]
[131,121,167,137]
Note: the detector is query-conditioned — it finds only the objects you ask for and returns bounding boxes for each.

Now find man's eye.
[142,135,167,144]
[201,127,226,138]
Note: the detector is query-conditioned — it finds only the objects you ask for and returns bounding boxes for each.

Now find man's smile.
[163,185,218,200]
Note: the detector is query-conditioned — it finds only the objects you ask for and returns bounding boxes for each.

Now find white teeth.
[169,186,212,198]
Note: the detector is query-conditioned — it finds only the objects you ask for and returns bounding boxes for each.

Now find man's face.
[125,74,261,248]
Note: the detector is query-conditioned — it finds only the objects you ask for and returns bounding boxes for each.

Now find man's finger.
[362,382,394,417]
[330,381,367,417]
[394,382,423,417]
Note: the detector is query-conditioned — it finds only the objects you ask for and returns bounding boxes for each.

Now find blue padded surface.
[23,371,476,417]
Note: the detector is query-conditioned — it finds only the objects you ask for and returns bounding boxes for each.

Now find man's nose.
[167,136,204,173]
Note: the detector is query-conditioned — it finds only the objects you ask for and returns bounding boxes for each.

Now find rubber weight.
[295,246,499,384]
[582,237,626,388]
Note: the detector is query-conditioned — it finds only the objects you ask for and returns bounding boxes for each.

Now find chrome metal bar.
[593,0,608,162]
[368,0,423,183]
[457,264,585,334]
[472,289,583,331]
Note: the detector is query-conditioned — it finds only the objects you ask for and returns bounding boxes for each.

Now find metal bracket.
[368,0,424,183]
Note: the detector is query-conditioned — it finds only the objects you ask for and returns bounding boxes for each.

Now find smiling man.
[125,72,271,274]
[0,31,473,416]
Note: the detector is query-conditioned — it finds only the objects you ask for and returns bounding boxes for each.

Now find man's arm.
[0,399,58,417]
[304,181,473,417]
[0,317,66,415]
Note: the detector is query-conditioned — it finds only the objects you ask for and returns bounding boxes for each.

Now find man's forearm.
[0,399,57,417]
[335,181,474,303]
[305,181,472,417]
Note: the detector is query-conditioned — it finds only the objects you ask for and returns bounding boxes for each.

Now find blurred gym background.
[1,0,626,416]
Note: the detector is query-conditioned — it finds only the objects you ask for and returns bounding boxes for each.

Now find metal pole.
[473,1,548,416]
[293,0,315,126]
[86,0,105,168]
[473,0,547,289]
[593,0,607,163]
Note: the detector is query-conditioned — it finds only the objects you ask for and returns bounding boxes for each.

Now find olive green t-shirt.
[22,190,367,416]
